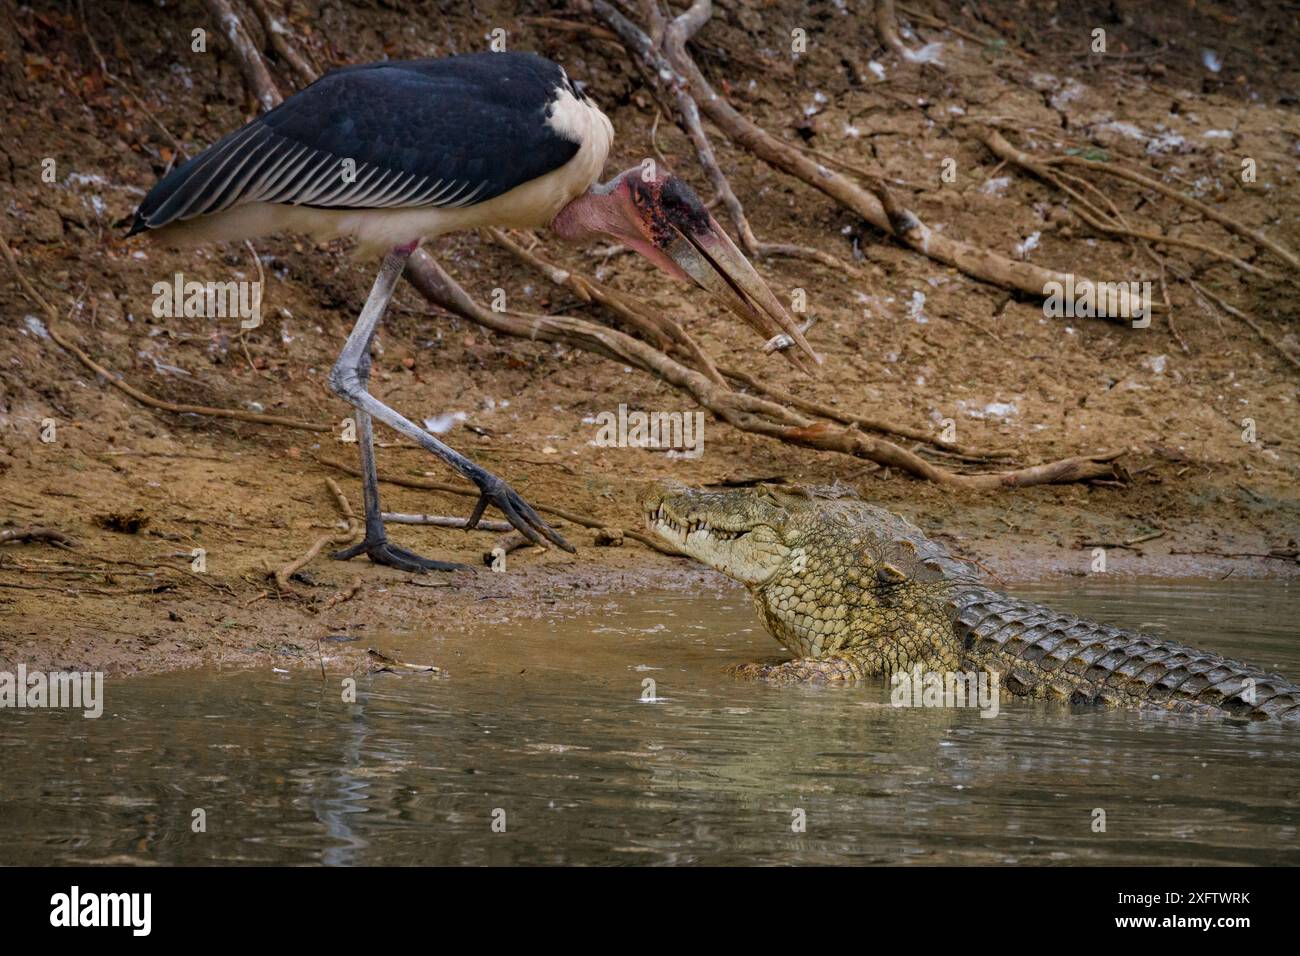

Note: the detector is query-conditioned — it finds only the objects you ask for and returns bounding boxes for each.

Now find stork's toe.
[333,536,471,573]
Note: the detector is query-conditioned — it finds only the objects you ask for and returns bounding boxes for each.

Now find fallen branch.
[484,532,531,567]
[323,577,362,610]
[382,513,513,532]
[594,0,1138,309]
[0,580,176,596]
[367,648,445,675]
[1078,529,1165,550]
[274,477,359,594]
[0,526,77,547]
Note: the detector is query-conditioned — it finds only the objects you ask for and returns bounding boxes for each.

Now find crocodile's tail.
[947,586,1300,721]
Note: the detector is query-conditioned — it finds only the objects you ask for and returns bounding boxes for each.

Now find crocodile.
[640,480,1300,722]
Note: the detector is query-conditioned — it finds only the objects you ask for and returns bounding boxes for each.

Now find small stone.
[594,528,623,547]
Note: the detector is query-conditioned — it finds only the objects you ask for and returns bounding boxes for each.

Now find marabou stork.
[129,51,818,572]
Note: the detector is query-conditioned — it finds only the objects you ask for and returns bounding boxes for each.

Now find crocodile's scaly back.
[641,481,1300,723]
[949,586,1300,720]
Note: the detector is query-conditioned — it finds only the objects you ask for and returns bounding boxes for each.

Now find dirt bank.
[1,0,1297,677]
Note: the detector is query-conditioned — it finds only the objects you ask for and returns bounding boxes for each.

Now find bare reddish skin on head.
[550,168,692,281]
[628,175,711,247]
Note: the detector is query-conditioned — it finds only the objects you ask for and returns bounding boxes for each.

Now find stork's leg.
[332,250,460,571]
[329,245,573,572]
[333,404,466,571]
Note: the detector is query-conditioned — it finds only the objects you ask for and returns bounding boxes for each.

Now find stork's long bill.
[551,170,821,372]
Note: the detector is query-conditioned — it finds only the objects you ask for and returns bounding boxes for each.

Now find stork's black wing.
[129,52,583,234]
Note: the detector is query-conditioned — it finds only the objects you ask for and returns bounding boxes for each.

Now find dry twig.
[274,478,360,594]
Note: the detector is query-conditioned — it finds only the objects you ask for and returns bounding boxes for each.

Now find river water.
[2,579,1297,865]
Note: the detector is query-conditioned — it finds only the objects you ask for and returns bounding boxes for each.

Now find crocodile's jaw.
[639,481,791,586]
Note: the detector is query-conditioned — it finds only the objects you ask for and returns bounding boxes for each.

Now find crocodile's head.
[639,481,978,660]
[639,480,817,585]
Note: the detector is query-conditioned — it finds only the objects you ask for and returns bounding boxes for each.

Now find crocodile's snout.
[639,480,798,586]
[639,481,755,543]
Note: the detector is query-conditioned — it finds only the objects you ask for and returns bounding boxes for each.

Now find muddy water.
[2,580,1298,865]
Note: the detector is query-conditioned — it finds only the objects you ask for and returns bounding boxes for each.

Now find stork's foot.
[332,535,470,573]
[467,473,575,553]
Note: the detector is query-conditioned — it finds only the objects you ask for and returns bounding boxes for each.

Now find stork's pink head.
[551,166,820,371]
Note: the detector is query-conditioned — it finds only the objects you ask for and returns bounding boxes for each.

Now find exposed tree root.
[487,234,1012,459]
[897,3,1033,60]
[404,256,1124,489]
[487,227,725,386]
[246,0,318,87]
[717,367,1013,459]
[593,0,1144,312]
[1187,279,1300,372]
[203,0,280,112]
[621,26,853,275]
[983,130,1279,282]
[1041,153,1300,274]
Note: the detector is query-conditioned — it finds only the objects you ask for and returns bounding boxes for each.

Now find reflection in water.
[1,580,1298,865]
[313,682,369,868]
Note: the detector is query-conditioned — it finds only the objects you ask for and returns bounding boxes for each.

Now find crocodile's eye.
[876,563,908,585]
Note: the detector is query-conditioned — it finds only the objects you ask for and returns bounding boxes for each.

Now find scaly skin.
[640,481,1300,722]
